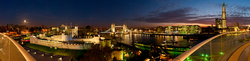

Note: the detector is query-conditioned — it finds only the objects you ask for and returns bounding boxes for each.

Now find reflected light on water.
[102,33,196,47]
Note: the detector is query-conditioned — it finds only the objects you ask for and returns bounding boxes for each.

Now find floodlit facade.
[30,24,103,50]
[216,2,227,29]
[165,25,200,34]
[35,24,100,43]
[111,23,116,32]
[178,25,200,34]
[156,26,164,33]
[109,23,129,33]
[165,26,173,33]
[234,22,240,31]
[30,36,94,50]
[51,24,78,37]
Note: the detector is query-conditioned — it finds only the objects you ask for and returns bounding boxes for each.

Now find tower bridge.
[101,23,133,34]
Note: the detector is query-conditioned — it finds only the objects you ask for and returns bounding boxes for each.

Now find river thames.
[103,33,202,48]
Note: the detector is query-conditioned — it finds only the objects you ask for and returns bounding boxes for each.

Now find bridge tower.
[123,23,127,32]
[111,23,115,32]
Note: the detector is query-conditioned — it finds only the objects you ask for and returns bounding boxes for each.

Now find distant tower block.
[216,2,227,29]
[123,23,127,32]
[221,2,227,28]
[111,23,115,32]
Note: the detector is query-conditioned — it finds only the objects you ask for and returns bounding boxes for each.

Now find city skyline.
[1,0,250,28]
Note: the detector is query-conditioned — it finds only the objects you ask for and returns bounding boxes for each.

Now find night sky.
[1,0,250,28]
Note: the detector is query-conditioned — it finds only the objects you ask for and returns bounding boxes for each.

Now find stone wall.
[71,37,100,44]
[38,33,71,41]
[37,33,100,44]
[30,36,92,50]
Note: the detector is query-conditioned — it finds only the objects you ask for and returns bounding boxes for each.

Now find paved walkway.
[228,42,250,61]
[22,46,71,61]
[0,50,7,61]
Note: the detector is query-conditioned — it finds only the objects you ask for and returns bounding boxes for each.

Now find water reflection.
[110,34,193,47]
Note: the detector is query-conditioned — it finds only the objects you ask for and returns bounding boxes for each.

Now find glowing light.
[220,52,224,55]
[187,56,190,59]
[24,20,27,23]
[205,58,208,60]
[145,58,150,61]
[205,54,209,57]
[201,54,204,56]
[59,57,62,60]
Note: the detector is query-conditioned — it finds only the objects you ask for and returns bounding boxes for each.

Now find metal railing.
[173,31,250,61]
[0,33,36,61]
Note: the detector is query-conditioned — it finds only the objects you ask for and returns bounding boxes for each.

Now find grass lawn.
[24,43,86,59]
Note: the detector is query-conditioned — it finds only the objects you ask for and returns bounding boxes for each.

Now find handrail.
[0,33,36,61]
[172,31,248,61]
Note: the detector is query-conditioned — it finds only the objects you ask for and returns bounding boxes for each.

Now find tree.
[80,44,113,61]
[29,27,35,32]
[85,25,94,31]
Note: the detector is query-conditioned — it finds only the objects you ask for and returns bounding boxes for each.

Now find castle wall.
[30,36,93,50]
[71,37,100,44]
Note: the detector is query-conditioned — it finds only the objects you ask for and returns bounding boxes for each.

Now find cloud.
[224,4,250,26]
[121,19,129,22]
[128,3,250,26]
[131,7,218,25]
[133,7,198,23]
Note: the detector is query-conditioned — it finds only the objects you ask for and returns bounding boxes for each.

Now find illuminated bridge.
[0,33,35,61]
[101,23,133,33]
[173,31,250,61]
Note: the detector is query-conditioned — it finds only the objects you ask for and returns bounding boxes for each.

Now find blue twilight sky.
[0,0,250,28]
